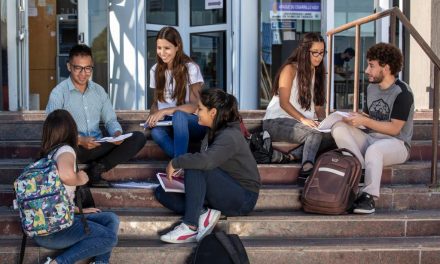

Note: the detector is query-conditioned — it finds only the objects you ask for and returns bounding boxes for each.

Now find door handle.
[78,32,84,43]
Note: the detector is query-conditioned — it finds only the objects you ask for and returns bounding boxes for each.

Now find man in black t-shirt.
[331,43,414,214]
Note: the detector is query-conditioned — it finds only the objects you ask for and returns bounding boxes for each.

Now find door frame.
[145,0,233,100]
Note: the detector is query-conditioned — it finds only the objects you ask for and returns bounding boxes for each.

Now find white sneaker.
[44,257,53,264]
[196,208,221,242]
[160,223,198,243]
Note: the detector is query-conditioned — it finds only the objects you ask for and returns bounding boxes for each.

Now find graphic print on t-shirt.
[369,99,390,121]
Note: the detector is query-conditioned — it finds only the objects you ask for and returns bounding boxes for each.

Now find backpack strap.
[17,232,26,264]
[47,143,68,159]
[214,231,242,264]
[74,162,90,235]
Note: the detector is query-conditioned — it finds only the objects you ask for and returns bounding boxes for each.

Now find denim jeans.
[151,111,206,158]
[33,212,119,264]
[263,118,334,165]
[154,168,259,227]
[77,131,146,171]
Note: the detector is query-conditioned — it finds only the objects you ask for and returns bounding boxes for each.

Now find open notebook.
[156,172,185,193]
[315,111,365,133]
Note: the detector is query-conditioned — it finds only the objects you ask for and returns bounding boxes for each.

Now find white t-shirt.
[51,145,77,202]
[264,75,316,121]
[149,62,204,110]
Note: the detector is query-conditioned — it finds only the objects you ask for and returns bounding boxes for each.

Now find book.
[314,111,365,133]
[140,120,173,129]
[110,181,159,189]
[94,132,133,143]
[156,171,185,193]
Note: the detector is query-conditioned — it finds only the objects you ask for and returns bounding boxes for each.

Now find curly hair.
[366,43,403,76]
[272,32,326,110]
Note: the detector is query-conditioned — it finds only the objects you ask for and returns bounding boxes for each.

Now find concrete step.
[0,159,434,186]
[0,159,298,185]
[3,208,440,239]
[0,237,440,264]
[2,184,440,212]
[0,110,437,141]
[1,139,438,162]
[2,236,440,264]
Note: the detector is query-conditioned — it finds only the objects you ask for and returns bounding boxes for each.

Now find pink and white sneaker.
[160,223,198,243]
[196,208,221,242]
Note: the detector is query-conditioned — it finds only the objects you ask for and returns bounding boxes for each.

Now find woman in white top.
[33,109,119,264]
[145,26,206,158]
[263,33,332,185]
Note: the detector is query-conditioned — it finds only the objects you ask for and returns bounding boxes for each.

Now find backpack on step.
[248,131,273,164]
[301,148,362,215]
[192,231,250,264]
[14,146,75,237]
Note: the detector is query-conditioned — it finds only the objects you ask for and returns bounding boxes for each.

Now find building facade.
[0,0,438,111]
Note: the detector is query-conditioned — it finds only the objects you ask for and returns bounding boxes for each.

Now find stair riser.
[0,120,435,141]
[3,215,440,239]
[1,246,437,264]
[3,187,440,212]
[0,165,431,186]
[1,140,439,163]
[229,219,440,238]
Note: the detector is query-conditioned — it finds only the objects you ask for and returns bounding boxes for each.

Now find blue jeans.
[151,111,206,158]
[34,212,119,264]
[154,168,259,227]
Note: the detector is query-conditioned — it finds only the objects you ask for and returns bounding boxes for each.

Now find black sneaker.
[353,192,375,214]
[297,167,313,187]
[86,162,108,186]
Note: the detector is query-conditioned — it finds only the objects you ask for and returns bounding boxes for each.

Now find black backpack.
[191,231,250,264]
[249,131,273,164]
[248,131,292,164]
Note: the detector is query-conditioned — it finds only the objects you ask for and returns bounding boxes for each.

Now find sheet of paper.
[95,132,133,143]
[110,181,159,189]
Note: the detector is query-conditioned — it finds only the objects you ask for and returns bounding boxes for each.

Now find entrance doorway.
[145,0,232,108]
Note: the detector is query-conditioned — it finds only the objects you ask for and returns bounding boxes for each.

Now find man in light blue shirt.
[46,44,146,184]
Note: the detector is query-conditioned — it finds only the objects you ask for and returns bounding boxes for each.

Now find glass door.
[332,0,377,110]
[145,0,231,108]
[78,0,108,90]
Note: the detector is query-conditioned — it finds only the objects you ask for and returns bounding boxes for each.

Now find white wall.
[109,0,146,110]
[410,0,431,110]
[236,0,259,109]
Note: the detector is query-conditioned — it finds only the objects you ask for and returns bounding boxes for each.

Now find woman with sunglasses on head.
[145,26,206,158]
[263,32,331,185]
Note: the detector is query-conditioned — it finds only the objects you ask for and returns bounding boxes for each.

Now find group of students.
[35,26,413,263]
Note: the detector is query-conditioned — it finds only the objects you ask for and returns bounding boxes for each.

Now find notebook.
[314,111,365,133]
[156,171,185,193]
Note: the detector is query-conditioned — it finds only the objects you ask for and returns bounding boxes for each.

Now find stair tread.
[2,236,440,249]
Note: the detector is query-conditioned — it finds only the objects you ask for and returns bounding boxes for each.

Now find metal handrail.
[326,6,440,187]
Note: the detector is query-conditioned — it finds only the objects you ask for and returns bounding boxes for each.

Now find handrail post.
[431,66,439,187]
[390,12,396,46]
[326,35,333,117]
[353,25,361,112]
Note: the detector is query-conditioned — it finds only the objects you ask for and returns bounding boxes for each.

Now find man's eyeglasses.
[309,51,327,57]
[70,64,94,74]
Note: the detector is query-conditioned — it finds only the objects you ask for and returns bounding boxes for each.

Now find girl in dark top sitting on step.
[155,89,261,244]
[33,109,119,264]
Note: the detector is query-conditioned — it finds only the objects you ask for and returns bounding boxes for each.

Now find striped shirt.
[46,77,122,138]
